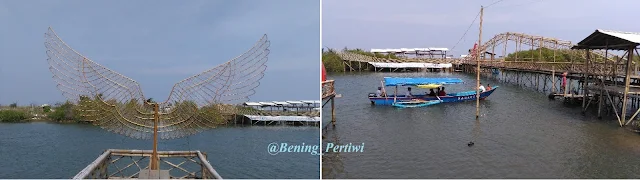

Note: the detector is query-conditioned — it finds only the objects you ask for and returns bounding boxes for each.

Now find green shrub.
[322,48,344,72]
[47,101,81,122]
[0,110,28,122]
[43,106,51,113]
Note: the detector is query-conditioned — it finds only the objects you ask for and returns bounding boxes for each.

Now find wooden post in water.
[622,47,635,125]
[331,97,335,126]
[552,66,556,94]
[151,103,159,170]
[582,49,590,112]
[476,6,483,120]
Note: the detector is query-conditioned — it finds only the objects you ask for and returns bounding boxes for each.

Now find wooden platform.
[551,94,587,98]
[587,85,640,97]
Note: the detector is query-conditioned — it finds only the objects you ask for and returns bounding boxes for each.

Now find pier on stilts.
[458,30,640,128]
[334,49,460,72]
[322,80,337,130]
[322,63,339,135]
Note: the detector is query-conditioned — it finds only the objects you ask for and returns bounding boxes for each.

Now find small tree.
[9,102,17,108]
[43,105,51,113]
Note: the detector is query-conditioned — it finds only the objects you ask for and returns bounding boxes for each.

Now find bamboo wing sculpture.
[45,27,269,140]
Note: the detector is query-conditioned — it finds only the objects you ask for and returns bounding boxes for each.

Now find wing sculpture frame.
[45,27,269,169]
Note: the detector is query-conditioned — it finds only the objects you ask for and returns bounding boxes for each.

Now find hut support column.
[582,49,590,113]
[552,66,556,94]
[622,47,635,126]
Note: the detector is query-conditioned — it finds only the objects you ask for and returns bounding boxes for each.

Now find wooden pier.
[335,30,640,128]
[74,149,222,179]
[459,30,640,127]
[322,79,337,127]
[242,115,320,126]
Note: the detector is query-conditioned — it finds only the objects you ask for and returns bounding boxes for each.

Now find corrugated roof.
[272,101,290,106]
[243,102,262,106]
[243,115,320,122]
[301,100,315,104]
[286,101,303,104]
[258,102,276,106]
[572,29,640,50]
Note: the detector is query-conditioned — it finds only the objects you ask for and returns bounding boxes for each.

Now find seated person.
[428,89,436,96]
[438,87,447,96]
[486,84,492,91]
[406,87,413,98]
[376,87,387,97]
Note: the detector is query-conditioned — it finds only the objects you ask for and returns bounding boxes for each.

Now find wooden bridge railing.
[322,80,336,99]
[462,60,631,76]
[74,149,221,179]
[337,51,463,64]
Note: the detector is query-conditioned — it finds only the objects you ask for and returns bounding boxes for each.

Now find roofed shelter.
[571,29,640,127]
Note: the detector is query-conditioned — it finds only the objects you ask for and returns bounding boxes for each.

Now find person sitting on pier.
[376,87,387,97]
[406,87,413,98]
[428,89,436,96]
[486,84,492,91]
[479,83,486,93]
[438,87,447,96]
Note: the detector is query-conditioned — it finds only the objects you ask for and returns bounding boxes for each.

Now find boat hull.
[370,87,499,106]
[392,100,443,108]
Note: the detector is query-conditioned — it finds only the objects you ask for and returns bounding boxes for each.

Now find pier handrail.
[73,149,222,179]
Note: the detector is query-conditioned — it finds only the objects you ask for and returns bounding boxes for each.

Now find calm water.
[322,71,640,179]
[0,123,319,179]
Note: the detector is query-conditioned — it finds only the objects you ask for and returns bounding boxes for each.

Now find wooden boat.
[392,99,443,108]
[368,77,498,106]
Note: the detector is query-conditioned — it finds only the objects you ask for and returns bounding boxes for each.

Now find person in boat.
[406,87,413,98]
[479,83,486,93]
[438,87,447,96]
[376,87,387,97]
[486,84,492,91]
[428,89,436,96]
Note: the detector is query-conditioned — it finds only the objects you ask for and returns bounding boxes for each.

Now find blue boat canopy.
[383,77,464,86]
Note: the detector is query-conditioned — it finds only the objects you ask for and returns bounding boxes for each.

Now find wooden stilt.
[151,103,159,170]
[623,47,635,126]
[331,97,335,126]
[475,6,484,120]
[582,49,590,112]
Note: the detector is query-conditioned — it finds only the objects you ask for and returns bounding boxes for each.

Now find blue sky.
[0,0,320,105]
[323,0,639,56]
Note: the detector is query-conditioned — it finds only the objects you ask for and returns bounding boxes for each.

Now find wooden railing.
[74,149,222,179]
[461,60,632,76]
[322,80,336,99]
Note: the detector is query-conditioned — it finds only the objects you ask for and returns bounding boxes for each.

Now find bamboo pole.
[331,97,335,125]
[582,49,590,112]
[516,37,519,61]
[476,6,483,120]
[503,33,508,60]
[552,67,556,93]
[599,44,608,118]
[394,86,398,103]
[622,47,635,125]
[151,103,159,170]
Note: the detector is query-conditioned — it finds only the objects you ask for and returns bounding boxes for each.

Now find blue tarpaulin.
[383,77,464,86]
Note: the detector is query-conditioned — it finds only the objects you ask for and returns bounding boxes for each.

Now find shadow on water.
[322,71,640,179]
